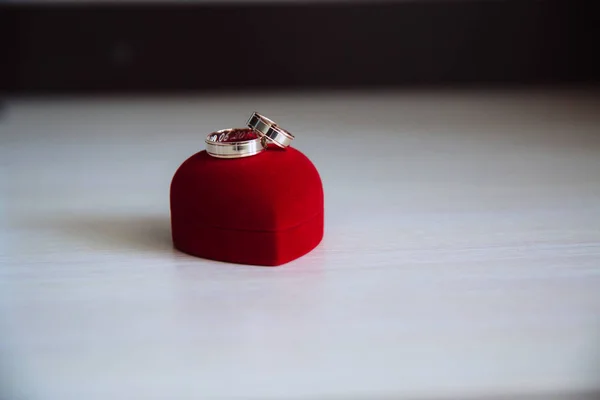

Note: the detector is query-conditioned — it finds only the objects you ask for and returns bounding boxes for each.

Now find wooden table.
[2,89,600,400]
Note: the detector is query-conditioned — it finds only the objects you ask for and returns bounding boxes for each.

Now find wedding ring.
[247,112,295,149]
[205,128,267,159]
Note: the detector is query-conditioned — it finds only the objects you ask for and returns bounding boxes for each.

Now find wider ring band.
[247,112,295,149]
[205,128,266,159]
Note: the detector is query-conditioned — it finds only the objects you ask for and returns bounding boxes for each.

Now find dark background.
[1,0,598,94]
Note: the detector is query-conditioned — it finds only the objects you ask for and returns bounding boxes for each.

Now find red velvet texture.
[170,147,324,266]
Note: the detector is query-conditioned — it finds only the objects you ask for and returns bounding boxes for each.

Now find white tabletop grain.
[1,89,600,400]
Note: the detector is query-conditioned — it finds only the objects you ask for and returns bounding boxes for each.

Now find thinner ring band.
[205,128,266,159]
[247,112,295,149]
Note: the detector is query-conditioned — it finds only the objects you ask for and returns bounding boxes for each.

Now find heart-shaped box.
[170,146,324,266]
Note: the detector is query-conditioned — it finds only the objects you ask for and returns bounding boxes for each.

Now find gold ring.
[247,112,295,149]
[205,128,266,159]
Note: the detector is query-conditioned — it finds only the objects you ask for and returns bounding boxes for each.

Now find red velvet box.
[170,146,324,266]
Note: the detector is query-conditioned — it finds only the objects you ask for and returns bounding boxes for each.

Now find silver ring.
[247,112,295,149]
[205,128,267,159]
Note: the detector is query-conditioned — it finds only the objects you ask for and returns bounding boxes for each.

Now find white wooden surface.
[1,89,600,400]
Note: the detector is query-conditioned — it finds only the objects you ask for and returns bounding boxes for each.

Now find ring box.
[170,147,324,266]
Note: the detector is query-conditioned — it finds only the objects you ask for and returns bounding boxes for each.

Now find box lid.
[170,147,323,233]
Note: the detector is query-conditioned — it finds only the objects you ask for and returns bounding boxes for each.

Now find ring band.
[205,128,267,159]
[247,112,295,149]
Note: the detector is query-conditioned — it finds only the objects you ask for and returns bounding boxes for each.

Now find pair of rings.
[205,112,295,159]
